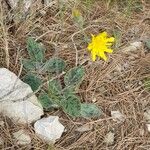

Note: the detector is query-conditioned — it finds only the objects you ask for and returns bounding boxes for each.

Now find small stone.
[104,131,115,146]
[39,10,46,16]
[144,109,150,123]
[115,64,122,72]
[139,81,142,85]
[34,116,65,143]
[146,124,150,132]
[7,0,33,12]
[111,110,125,123]
[92,97,97,103]
[97,86,106,93]
[44,0,54,7]
[7,0,18,9]
[75,124,93,132]
[0,121,4,127]
[123,41,142,52]
[13,130,31,145]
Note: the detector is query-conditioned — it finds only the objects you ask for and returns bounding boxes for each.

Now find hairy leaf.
[23,74,42,91]
[27,37,45,62]
[44,57,66,73]
[48,80,63,105]
[39,92,57,110]
[22,59,41,71]
[64,66,84,88]
[80,103,102,118]
[63,87,75,97]
[62,95,81,117]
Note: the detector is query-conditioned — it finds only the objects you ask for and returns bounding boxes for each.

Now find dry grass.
[0,0,150,149]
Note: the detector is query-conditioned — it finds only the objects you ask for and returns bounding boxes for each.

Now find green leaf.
[48,80,62,96]
[21,59,44,71]
[48,80,63,105]
[22,59,37,71]
[44,58,66,73]
[38,92,57,110]
[62,95,81,117]
[64,66,84,88]
[80,103,102,118]
[63,87,75,97]
[145,39,150,49]
[27,37,45,62]
[23,74,42,91]
[22,59,45,73]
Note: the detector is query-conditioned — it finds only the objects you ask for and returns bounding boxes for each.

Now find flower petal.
[91,52,96,61]
[87,43,92,50]
[104,48,113,53]
[87,32,114,61]
[98,52,107,61]
[101,53,107,61]
[107,37,115,42]
[99,32,107,38]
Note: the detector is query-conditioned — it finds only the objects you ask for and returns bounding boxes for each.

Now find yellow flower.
[72,9,81,18]
[87,32,115,61]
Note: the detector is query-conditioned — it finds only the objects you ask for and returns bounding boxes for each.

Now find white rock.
[8,0,33,12]
[0,68,43,124]
[75,124,93,132]
[104,131,115,146]
[1,101,43,124]
[115,64,122,72]
[0,121,4,127]
[13,129,31,145]
[111,110,125,123]
[44,0,53,6]
[34,116,65,143]
[146,124,150,132]
[24,0,33,12]
[7,0,18,8]
[144,109,150,123]
[123,41,142,52]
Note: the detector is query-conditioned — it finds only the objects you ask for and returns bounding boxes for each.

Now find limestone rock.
[75,124,93,132]
[104,131,115,146]
[7,0,33,12]
[146,124,150,132]
[13,130,31,145]
[34,116,65,143]
[123,41,142,52]
[0,68,43,124]
[0,121,4,127]
[144,109,150,123]
[111,110,125,123]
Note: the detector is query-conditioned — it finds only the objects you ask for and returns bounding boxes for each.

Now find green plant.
[22,37,102,118]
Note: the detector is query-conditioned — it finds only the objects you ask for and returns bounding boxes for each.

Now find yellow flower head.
[72,9,81,18]
[87,32,115,61]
